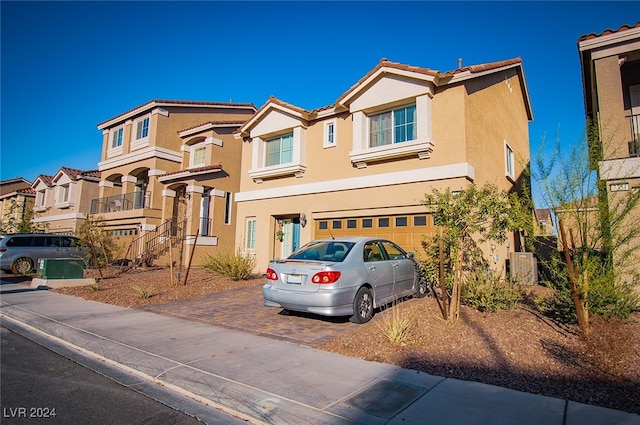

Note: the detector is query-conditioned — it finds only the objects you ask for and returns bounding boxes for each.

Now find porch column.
[161,189,176,224]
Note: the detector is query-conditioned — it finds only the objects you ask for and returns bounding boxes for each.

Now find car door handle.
[368,266,376,271]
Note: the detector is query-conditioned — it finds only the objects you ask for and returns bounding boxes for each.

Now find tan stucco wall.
[236,69,531,272]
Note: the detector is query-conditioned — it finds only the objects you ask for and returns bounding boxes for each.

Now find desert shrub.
[537,250,639,322]
[134,285,150,299]
[203,249,256,281]
[461,267,522,313]
[375,303,414,346]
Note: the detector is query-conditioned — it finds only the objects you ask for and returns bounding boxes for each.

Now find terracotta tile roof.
[56,167,101,180]
[240,56,529,134]
[446,57,523,75]
[16,188,36,195]
[158,165,223,182]
[178,120,249,134]
[98,99,257,128]
[34,175,54,187]
[578,21,640,42]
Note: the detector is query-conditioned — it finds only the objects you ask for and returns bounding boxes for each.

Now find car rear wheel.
[351,287,374,324]
[415,276,429,298]
[11,257,34,275]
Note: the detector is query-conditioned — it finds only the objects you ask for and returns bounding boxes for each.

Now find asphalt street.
[1,325,206,425]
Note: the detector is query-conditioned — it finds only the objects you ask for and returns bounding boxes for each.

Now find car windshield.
[288,241,356,262]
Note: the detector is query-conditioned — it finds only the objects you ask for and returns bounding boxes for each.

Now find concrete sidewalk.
[1,283,639,425]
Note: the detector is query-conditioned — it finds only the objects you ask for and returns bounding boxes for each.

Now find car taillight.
[0,249,6,253]
[266,268,279,280]
[311,271,341,284]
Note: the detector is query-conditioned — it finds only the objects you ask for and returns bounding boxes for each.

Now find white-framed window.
[265,133,293,166]
[191,146,206,167]
[35,190,46,207]
[224,192,232,225]
[369,104,416,147]
[111,127,123,148]
[505,142,515,180]
[135,116,149,141]
[59,184,70,203]
[246,218,256,250]
[323,120,336,148]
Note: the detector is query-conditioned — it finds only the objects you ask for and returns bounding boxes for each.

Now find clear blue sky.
[1,1,638,196]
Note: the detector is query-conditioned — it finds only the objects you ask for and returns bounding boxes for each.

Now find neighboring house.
[0,178,35,232]
[553,196,600,249]
[578,22,640,280]
[94,99,256,266]
[234,58,533,272]
[31,167,101,235]
[534,208,555,236]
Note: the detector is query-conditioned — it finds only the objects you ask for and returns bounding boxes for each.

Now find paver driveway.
[139,283,360,345]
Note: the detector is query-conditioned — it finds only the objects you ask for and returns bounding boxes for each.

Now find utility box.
[508,252,538,285]
[37,258,85,279]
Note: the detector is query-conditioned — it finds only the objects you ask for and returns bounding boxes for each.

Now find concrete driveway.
[140,284,361,346]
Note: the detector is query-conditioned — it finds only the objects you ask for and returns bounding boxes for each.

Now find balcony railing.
[91,191,151,214]
[629,113,640,157]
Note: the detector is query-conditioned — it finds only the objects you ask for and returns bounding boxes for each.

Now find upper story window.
[191,146,206,167]
[349,99,432,168]
[35,190,46,207]
[265,133,294,166]
[111,127,123,149]
[324,120,336,148]
[369,105,416,147]
[248,127,306,183]
[135,117,149,140]
[505,142,515,180]
[55,183,73,208]
[59,184,70,203]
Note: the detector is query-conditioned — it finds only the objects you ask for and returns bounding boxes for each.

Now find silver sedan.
[262,236,428,323]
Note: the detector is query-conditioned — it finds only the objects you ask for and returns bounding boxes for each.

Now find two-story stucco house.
[578,22,640,282]
[94,100,256,266]
[31,167,101,234]
[234,58,533,272]
[0,178,35,232]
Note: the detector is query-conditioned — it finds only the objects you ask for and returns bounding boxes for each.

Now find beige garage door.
[314,213,438,253]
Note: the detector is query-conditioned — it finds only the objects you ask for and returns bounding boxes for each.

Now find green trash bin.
[37,258,85,279]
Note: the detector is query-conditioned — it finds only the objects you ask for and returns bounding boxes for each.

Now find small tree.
[531,121,640,336]
[0,199,46,234]
[423,183,522,322]
[76,215,122,276]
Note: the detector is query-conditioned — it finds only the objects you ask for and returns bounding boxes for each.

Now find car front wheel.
[415,276,429,298]
[12,257,34,275]
[351,287,374,324]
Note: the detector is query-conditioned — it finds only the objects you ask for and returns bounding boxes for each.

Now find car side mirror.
[407,252,415,259]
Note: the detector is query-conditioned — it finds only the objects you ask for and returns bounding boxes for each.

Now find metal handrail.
[124,219,186,267]
[90,191,151,214]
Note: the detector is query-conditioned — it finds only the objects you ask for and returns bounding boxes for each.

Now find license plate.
[287,274,302,284]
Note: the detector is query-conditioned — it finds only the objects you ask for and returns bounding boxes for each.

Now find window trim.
[505,142,515,181]
[248,128,306,183]
[245,217,257,251]
[323,119,337,148]
[349,99,433,168]
[369,104,416,148]
[110,127,124,149]
[190,145,207,168]
[55,183,73,208]
[131,115,150,149]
